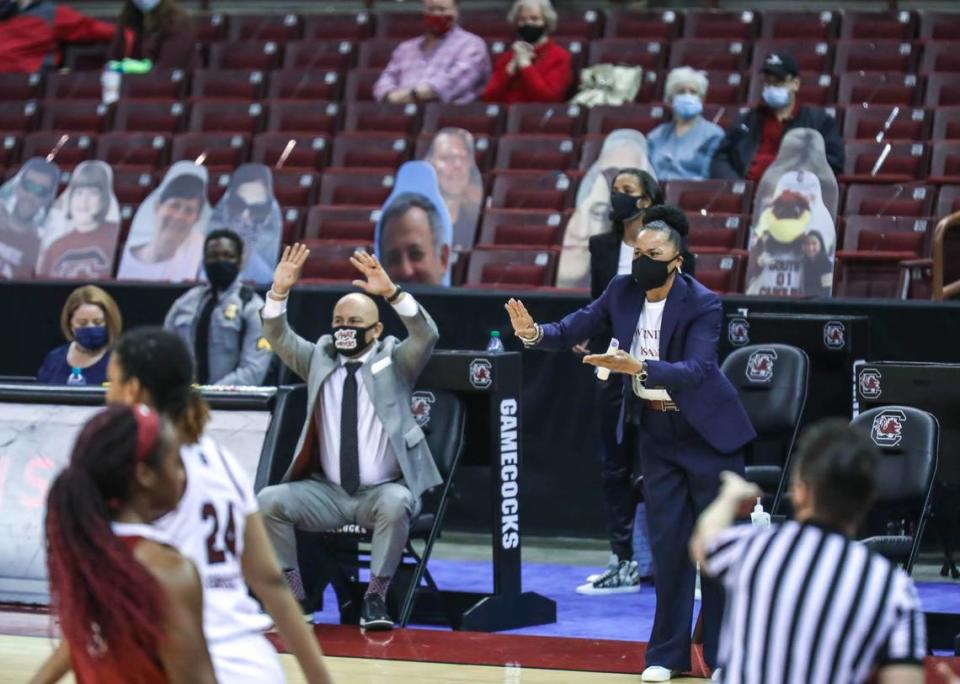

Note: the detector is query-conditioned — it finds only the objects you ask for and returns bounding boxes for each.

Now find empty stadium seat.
[587,39,668,71]
[477,209,569,246]
[585,104,668,137]
[465,246,559,287]
[375,12,424,39]
[458,9,515,41]
[0,136,20,169]
[664,180,754,216]
[303,205,379,241]
[834,215,932,297]
[842,106,931,141]
[751,39,835,75]
[45,72,102,100]
[344,68,381,102]
[188,101,264,135]
[302,12,374,42]
[692,253,745,294]
[668,39,749,71]
[489,171,575,211]
[280,207,305,243]
[266,101,340,135]
[271,169,320,207]
[833,40,920,75]
[193,12,228,43]
[759,10,840,39]
[318,169,395,206]
[936,186,960,217]
[686,214,750,254]
[838,73,922,106]
[604,9,682,40]
[699,71,748,105]
[40,101,112,133]
[554,8,605,40]
[283,40,357,71]
[840,10,918,40]
[494,136,579,172]
[0,73,43,101]
[300,240,372,281]
[842,142,929,183]
[421,102,505,136]
[329,134,412,170]
[926,74,960,108]
[120,70,188,100]
[683,10,758,40]
[114,101,188,134]
[171,133,250,170]
[191,69,267,100]
[228,13,303,43]
[23,131,94,167]
[252,132,330,171]
[505,104,586,137]
[635,70,665,104]
[843,183,936,217]
[343,102,421,135]
[112,170,158,205]
[357,39,401,70]
[95,133,170,169]
[920,42,960,75]
[268,70,344,101]
[0,101,39,134]
[929,143,960,184]
[209,42,283,71]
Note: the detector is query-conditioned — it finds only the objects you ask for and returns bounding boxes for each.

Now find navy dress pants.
[638,408,744,672]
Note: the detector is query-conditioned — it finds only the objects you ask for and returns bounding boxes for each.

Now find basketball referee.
[691,420,926,684]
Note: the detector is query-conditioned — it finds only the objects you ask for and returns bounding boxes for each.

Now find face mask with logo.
[75,325,109,351]
[517,24,545,43]
[423,13,455,36]
[631,254,676,291]
[204,260,239,291]
[762,85,791,110]
[672,93,703,120]
[333,324,377,357]
[609,191,644,223]
[133,0,161,11]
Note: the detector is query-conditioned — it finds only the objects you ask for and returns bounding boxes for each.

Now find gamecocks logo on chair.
[410,391,436,427]
[469,358,493,389]
[859,368,882,400]
[728,318,750,346]
[823,321,846,350]
[871,409,906,448]
[745,348,777,383]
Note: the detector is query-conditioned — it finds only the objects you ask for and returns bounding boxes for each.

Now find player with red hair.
[32,404,216,684]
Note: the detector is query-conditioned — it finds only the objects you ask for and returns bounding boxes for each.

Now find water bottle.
[101,64,122,104]
[596,338,619,381]
[485,330,505,353]
[750,497,771,530]
[67,367,86,386]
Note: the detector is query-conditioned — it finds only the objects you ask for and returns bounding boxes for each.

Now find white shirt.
[617,240,634,276]
[630,298,672,401]
[263,292,419,487]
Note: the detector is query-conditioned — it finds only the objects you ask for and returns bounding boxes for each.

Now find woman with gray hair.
[482,0,572,103]
[647,66,724,181]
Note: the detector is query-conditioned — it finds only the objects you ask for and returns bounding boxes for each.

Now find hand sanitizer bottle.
[751,497,771,530]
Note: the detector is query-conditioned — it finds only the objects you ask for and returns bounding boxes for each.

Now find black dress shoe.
[360,594,394,631]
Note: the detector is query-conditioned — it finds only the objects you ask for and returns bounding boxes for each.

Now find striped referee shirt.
[703,520,926,684]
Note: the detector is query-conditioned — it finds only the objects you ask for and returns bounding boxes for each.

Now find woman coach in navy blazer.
[506,219,755,682]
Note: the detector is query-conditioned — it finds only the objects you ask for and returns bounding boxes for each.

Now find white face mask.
[133,0,160,12]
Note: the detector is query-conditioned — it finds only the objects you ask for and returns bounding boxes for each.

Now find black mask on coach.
[632,254,677,291]
[332,324,377,357]
[517,24,546,43]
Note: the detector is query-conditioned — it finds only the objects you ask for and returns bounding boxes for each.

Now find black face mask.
[205,260,239,291]
[332,324,377,357]
[517,24,546,43]
[609,191,644,223]
[632,254,677,291]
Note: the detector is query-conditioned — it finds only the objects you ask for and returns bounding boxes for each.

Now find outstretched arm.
[261,244,317,381]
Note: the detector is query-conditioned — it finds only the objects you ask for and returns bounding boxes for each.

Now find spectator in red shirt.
[108,0,197,71]
[0,0,127,73]
[710,53,844,182]
[482,0,572,104]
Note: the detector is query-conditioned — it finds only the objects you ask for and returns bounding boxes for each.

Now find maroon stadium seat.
[302,12,374,42]
[120,70,188,100]
[280,207,305,243]
[838,73,923,107]
[587,39,668,71]
[114,101,188,134]
[252,132,330,171]
[95,132,170,169]
[193,12,228,43]
[209,42,283,71]
[342,102,422,135]
[834,215,932,297]
[505,104,586,136]
[929,143,960,184]
[465,245,559,287]
[329,134,412,170]
[686,214,750,254]
[832,40,920,75]
[682,10,759,40]
[634,70,665,104]
[44,72,101,99]
[344,68,381,102]
[920,42,960,75]
[188,101,264,135]
[0,101,39,134]
[266,100,341,135]
[751,39,835,75]
[303,205,379,241]
[283,41,357,71]
[692,253,745,294]
[759,10,840,39]
[271,169,319,207]
[604,10,682,40]
[489,171,575,211]
[112,169,157,205]
[839,11,918,41]
[268,70,344,101]
[585,104,669,137]
[357,39,401,70]
[300,240,372,281]
[919,13,960,41]
[494,136,579,172]
[554,9,605,40]
[668,39,749,71]
[318,169,395,206]
[459,9,514,42]
[227,13,303,43]
[664,180,754,216]
[477,208,570,246]
[421,102,505,136]
[0,73,43,101]
[23,131,94,168]
[0,135,21,169]
[842,106,932,142]
[842,142,929,183]
[698,71,747,105]
[925,74,960,108]
[191,69,267,100]
[170,133,250,170]
[936,186,960,218]
[843,183,936,217]
[40,101,112,133]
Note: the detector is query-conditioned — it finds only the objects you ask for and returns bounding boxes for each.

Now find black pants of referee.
[638,407,744,672]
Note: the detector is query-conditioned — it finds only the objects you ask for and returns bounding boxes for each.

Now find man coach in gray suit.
[257,243,440,630]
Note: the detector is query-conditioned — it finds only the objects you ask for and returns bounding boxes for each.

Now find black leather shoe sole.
[359,616,394,631]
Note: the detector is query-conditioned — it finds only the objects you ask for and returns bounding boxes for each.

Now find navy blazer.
[539,272,756,454]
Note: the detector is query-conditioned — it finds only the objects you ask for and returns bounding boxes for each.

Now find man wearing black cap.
[710,52,844,181]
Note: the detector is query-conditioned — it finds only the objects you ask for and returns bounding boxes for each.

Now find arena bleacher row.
[3,6,960,295]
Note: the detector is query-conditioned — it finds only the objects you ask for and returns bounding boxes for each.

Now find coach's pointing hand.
[270,243,310,298]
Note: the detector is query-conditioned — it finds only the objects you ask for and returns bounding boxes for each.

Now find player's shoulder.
[134,539,200,596]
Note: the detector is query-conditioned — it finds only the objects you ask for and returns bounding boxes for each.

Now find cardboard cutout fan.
[117,161,211,282]
[205,163,282,287]
[745,128,839,297]
[36,161,120,280]
[374,161,453,287]
[557,129,655,289]
[0,158,60,280]
[423,127,484,253]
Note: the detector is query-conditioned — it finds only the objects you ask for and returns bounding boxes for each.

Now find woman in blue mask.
[647,67,724,181]
[37,285,122,385]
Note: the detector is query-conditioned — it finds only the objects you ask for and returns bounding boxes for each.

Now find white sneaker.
[576,559,642,595]
[641,665,674,682]
[585,553,619,583]
[711,667,723,682]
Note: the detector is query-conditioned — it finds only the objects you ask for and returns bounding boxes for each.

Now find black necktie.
[340,362,362,495]
[194,291,217,385]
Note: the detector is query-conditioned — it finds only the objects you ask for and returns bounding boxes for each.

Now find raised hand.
[272,243,309,296]
[582,349,643,375]
[350,250,396,297]
[504,298,537,339]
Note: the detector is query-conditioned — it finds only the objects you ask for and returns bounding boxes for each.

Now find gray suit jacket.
[261,298,442,499]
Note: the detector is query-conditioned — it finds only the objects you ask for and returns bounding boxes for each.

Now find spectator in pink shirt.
[373,0,491,105]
